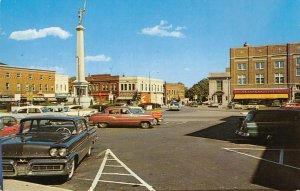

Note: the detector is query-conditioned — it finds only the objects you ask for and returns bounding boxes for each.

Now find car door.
[74,119,90,161]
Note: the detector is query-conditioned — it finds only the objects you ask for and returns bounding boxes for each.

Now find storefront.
[233,89,289,106]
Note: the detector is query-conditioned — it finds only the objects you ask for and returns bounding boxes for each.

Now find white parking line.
[88,149,155,191]
[223,147,300,171]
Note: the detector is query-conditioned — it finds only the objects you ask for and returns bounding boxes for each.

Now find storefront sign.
[233,89,289,94]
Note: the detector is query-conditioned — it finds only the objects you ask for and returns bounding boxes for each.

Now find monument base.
[67,96,93,109]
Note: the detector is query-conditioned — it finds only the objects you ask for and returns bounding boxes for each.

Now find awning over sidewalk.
[234,94,288,99]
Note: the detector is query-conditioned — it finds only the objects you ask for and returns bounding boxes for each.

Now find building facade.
[86,74,119,104]
[0,63,55,103]
[230,42,300,106]
[208,71,230,106]
[164,83,185,104]
[55,74,69,102]
[119,76,164,105]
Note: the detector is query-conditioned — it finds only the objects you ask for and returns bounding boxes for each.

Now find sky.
[1,0,300,88]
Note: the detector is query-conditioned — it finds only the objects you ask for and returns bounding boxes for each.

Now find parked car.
[6,106,66,121]
[89,106,155,128]
[235,109,300,142]
[0,116,20,137]
[281,102,300,109]
[63,105,97,117]
[189,102,199,107]
[129,106,163,125]
[1,115,97,180]
[168,102,181,111]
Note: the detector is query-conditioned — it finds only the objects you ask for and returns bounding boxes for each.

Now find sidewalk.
[3,179,72,191]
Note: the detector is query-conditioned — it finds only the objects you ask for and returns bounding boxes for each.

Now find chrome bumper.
[2,158,72,177]
[235,130,250,137]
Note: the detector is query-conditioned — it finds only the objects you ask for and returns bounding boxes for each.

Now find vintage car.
[1,115,97,180]
[235,109,300,142]
[129,106,163,125]
[0,116,20,137]
[281,102,300,109]
[89,106,155,128]
[63,105,97,117]
[168,102,181,111]
[6,106,66,121]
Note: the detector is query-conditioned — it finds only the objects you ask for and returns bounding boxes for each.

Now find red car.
[0,116,20,137]
[282,103,300,109]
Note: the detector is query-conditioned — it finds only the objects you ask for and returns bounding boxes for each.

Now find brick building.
[230,42,300,106]
[85,74,119,104]
[164,83,185,104]
[0,63,55,104]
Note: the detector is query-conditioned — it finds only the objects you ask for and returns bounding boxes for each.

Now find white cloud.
[85,54,111,62]
[141,20,185,38]
[9,27,72,41]
[29,66,65,74]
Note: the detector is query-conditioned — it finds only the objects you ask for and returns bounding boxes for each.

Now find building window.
[65,85,67,91]
[6,73,10,78]
[45,84,48,91]
[26,84,30,91]
[121,84,124,91]
[17,84,21,91]
[296,68,300,76]
[275,73,284,84]
[17,73,21,78]
[296,85,300,90]
[5,83,9,90]
[40,75,44,80]
[29,74,33,80]
[106,84,108,91]
[237,75,246,85]
[255,62,264,69]
[256,74,264,84]
[124,84,127,91]
[237,63,246,70]
[40,84,42,91]
[274,61,284,69]
[297,58,300,65]
[32,84,35,91]
[51,86,54,91]
[132,84,135,91]
[48,76,52,80]
[216,80,223,91]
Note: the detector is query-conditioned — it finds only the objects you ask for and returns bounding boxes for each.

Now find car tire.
[86,146,92,157]
[63,159,75,181]
[141,122,150,129]
[153,118,158,125]
[98,122,108,128]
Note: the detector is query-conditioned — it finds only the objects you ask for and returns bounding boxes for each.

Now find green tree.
[186,78,209,102]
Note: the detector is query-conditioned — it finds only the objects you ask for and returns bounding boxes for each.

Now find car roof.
[20,115,83,122]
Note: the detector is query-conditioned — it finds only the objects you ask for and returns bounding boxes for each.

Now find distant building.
[0,64,55,104]
[164,83,185,104]
[208,69,230,106]
[55,74,69,103]
[119,76,164,105]
[230,42,300,106]
[86,74,119,104]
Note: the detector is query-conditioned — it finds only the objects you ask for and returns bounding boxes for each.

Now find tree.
[186,78,209,102]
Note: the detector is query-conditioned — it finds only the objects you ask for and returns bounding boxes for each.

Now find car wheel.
[86,146,92,157]
[98,122,108,128]
[64,159,75,181]
[141,122,150,129]
[153,118,158,125]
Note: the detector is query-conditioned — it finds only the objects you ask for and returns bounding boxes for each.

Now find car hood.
[2,133,70,157]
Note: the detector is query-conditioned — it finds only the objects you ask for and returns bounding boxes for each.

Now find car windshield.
[40,107,50,113]
[21,119,76,134]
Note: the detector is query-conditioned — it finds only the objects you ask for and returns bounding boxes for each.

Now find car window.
[29,108,41,113]
[121,109,130,114]
[109,109,120,114]
[2,117,17,127]
[130,108,143,114]
[17,108,27,113]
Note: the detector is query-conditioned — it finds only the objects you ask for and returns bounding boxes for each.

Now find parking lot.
[8,106,300,190]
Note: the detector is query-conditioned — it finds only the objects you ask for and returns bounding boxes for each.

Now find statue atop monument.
[78,0,86,25]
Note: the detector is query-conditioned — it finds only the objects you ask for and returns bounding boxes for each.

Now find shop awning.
[234,94,288,99]
[117,96,133,100]
[32,98,46,101]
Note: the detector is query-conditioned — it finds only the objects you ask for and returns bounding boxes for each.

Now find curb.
[3,179,72,191]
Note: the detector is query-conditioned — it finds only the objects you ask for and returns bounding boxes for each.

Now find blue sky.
[1,0,300,87]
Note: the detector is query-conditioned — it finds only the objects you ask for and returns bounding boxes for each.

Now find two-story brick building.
[230,42,300,106]
[0,63,55,104]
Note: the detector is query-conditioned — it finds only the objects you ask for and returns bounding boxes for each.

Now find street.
[10,106,300,190]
